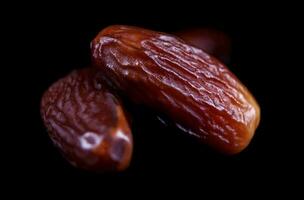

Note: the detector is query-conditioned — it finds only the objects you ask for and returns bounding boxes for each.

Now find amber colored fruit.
[91,25,260,154]
[40,68,133,171]
[175,28,231,64]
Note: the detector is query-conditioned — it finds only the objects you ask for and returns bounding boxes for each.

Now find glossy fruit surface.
[92,25,260,154]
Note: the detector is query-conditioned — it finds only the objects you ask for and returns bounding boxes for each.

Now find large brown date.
[175,28,231,64]
[40,68,132,171]
[91,25,260,154]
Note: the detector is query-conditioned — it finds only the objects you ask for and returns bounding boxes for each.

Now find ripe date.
[40,68,133,171]
[91,25,260,154]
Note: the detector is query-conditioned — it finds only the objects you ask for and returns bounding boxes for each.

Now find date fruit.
[41,68,133,171]
[175,28,231,64]
[91,25,260,154]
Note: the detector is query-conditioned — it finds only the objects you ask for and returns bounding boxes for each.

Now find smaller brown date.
[40,68,132,171]
[175,28,231,64]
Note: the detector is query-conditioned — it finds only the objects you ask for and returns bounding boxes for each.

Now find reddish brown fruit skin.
[175,28,231,64]
[91,25,260,154]
[40,68,132,171]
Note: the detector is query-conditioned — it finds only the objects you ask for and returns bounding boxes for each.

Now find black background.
[6,1,302,193]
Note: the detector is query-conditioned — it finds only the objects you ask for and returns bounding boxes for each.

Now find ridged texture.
[91,25,260,154]
[41,68,132,171]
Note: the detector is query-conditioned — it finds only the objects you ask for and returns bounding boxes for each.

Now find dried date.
[91,25,260,154]
[40,68,132,171]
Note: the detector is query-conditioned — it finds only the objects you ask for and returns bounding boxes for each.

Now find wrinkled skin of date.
[91,25,260,154]
[175,28,231,64]
[41,68,133,171]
